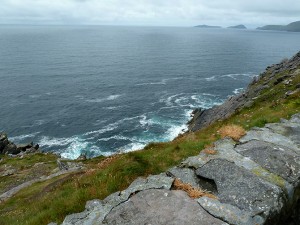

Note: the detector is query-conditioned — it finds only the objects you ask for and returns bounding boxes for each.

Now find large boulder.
[0,132,9,153]
[16,142,33,152]
[103,189,226,225]
[3,142,19,155]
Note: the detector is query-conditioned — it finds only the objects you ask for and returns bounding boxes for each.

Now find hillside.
[0,51,300,225]
[257,21,300,32]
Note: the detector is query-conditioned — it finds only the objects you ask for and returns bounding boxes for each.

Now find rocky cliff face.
[188,51,300,132]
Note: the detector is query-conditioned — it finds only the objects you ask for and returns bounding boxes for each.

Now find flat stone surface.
[198,197,264,225]
[103,189,227,225]
[181,139,292,194]
[240,127,299,153]
[196,158,284,218]
[167,167,218,193]
[235,140,300,186]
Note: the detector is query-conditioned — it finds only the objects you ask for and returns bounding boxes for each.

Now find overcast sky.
[1,0,299,28]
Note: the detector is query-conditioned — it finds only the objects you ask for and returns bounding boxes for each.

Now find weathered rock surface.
[104,189,226,225]
[60,113,300,225]
[0,132,40,155]
[196,159,284,218]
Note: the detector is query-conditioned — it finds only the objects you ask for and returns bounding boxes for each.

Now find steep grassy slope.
[0,52,299,225]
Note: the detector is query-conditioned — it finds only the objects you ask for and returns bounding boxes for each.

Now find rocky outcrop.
[58,113,300,225]
[188,51,300,132]
[0,132,40,155]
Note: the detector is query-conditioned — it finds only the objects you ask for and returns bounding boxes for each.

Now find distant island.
[194,25,222,28]
[227,24,247,29]
[257,21,300,32]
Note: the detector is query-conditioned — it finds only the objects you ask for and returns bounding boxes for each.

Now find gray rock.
[62,174,174,225]
[103,189,227,225]
[240,127,300,153]
[3,142,19,155]
[198,197,264,225]
[167,167,218,194]
[196,158,284,219]
[16,142,33,152]
[0,132,9,153]
[103,174,174,207]
[235,140,300,186]
[57,159,69,171]
[85,199,102,211]
[182,138,292,195]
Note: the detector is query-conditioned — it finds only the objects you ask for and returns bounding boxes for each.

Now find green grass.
[0,66,299,225]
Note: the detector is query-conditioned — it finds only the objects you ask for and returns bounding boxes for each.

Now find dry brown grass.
[202,149,217,155]
[218,124,246,141]
[172,178,217,199]
[97,155,118,169]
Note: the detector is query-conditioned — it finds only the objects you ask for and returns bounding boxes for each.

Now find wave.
[39,135,107,159]
[10,132,40,142]
[165,123,188,140]
[117,142,146,153]
[233,88,244,95]
[135,77,184,86]
[85,94,122,103]
[221,73,256,80]
[160,93,223,110]
[83,123,118,136]
[97,135,133,142]
[205,76,217,81]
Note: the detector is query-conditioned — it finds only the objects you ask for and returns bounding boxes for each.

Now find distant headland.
[257,21,300,32]
[227,24,247,29]
[194,24,222,28]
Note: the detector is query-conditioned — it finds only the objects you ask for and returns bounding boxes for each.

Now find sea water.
[1,25,300,158]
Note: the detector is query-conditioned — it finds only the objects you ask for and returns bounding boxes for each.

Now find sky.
[0,0,300,28]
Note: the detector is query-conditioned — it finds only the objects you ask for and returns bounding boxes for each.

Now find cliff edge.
[188,52,300,132]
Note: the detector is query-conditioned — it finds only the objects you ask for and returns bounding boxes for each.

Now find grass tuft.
[172,178,217,199]
[218,124,246,141]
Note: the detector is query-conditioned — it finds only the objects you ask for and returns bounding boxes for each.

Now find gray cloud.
[0,0,299,27]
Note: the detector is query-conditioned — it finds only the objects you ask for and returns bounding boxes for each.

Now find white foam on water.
[221,73,256,80]
[84,122,119,136]
[118,142,146,153]
[60,139,89,159]
[33,120,46,126]
[39,136,76,147]
[139,115,148,127]
[165,123,188,141]
[205,76,217,81]
[97,135,132,142]
[86,94,122,103]
[233,88,244,95]
[10,132,40,142]
[40,135,106,159]
[102,106,123,110]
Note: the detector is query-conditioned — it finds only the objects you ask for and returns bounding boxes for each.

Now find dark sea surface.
[1,25,300,159]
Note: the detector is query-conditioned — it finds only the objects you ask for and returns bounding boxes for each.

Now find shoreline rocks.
[0,132,40,156]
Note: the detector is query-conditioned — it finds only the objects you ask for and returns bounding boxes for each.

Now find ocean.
[1,25,300,159]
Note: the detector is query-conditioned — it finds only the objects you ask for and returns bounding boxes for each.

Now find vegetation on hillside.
[0,58,299,225]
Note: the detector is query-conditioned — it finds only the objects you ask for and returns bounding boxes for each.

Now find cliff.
[1,52,300,225]
[188,51,300,132]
